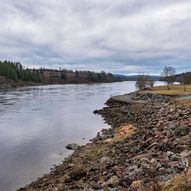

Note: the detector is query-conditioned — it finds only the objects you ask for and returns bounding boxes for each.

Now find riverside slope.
[19,92,191,191]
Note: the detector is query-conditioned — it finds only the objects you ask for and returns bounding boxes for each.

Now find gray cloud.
[0,0,191,74]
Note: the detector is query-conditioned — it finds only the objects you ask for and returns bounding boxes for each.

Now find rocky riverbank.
[18,91,191,191]
[0,76,42,89]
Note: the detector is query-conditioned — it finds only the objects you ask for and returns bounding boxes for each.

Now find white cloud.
[0,0,191,74]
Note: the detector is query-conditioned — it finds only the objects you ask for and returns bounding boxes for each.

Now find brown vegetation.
[143,85,191,96]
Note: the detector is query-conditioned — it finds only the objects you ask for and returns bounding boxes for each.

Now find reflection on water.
[0,81,136,191]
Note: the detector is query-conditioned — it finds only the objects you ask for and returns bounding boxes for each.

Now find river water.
[0,81,138,191]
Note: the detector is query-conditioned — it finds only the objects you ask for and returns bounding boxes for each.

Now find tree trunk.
[184,84,186,92]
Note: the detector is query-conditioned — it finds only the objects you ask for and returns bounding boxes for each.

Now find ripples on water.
[0,82,138,191]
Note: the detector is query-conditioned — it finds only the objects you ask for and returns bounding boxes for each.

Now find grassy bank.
[142,84,191,96]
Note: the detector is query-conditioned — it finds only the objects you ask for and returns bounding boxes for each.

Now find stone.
[68,166,87,180]
[119,176,132,187]
[180,150,191,158]
[150,158,159,168]
[177,158,189,169]
[66,143,80,151]
[130,180,142,190]
[100,157,112,164]
[174,126,189,137]
[102,175,119,187]
[166,151,174,158]
[127,165,140,178]
[147,142,160,150]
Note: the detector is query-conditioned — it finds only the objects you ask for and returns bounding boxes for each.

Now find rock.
[119,176,132,187]
[147,142,160,150]
[122,107,129,114]
[177,158,189,169]
[150,158,161,169]
[62,175,71,183]
[174,126,189,137]
[68,166,87,180]
[102,176,119,187]
[99,157,114,169]
[127,165,141,179]
[166,151,181,161]
[180,150,191,158]
[171,154,181,161]
[166,151,174,158]
[66,143,80,151]
[140,157,150,164]
[100,157,112,164]
[130,180,142,190]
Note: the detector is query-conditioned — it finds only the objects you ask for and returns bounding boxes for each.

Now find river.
[0,81,140,191]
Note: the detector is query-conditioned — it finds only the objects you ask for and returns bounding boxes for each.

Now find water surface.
[0,81,137,191]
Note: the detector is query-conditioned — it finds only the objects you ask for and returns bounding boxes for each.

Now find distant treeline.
[40,68,118,83]
[174,72,191,84]
[123,75,161,81]
[0,60,126,84]
[160,72,191,84]
[0,61,41,82]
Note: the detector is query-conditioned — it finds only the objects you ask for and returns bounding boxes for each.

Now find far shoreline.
[0,77,128,90]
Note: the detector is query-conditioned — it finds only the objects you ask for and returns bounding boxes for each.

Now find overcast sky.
[0,0,191,74]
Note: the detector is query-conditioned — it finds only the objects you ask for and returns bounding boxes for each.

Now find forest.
[0,60,124,84]
[0,60,41,82]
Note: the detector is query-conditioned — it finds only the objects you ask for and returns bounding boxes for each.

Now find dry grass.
[172,98,191,106]
[103,124,136,144]
[115,124,136,140]
[143,85,191,96]
[161,168,191,191]
[140,168,191,191]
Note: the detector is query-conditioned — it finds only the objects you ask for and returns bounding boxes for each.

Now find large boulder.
[66,143,80,151]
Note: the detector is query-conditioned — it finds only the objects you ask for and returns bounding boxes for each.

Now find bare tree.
[147,78,155,88]
[135,75,155,90]
[161,66,176,89]
[135,75,146,90]
[183,73,187,92]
